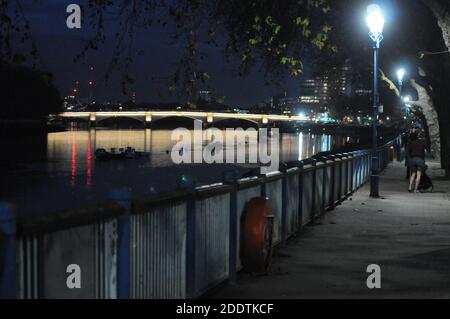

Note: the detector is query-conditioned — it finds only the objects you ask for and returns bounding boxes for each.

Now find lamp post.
[89,66,95,105]
[88,80,94,104]
[367,4,384,198]
[397,68,405,97]
[404,96,411,127]
[397,68,407,128]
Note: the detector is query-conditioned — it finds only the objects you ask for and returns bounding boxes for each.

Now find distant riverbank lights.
[171,120,280,174]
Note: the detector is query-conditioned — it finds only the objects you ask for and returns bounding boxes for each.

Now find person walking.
[405,127,420,179]
[407,132,429,193]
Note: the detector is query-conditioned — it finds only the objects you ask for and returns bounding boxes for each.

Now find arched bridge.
[58,111,307,126]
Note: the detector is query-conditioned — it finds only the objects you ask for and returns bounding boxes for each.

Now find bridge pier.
[144,112,152,128]
[144,121,152,129]
[89,112,97,128]
[261,115,269,125]
[207,113,214,124]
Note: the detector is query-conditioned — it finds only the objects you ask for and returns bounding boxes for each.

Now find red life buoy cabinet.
[242,198,274,272]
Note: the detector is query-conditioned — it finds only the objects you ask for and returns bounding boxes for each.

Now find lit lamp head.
[397,69,406,85]
[403,96,411,108]
[367,4,384,45]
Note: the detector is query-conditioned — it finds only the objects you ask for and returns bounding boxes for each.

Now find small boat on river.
[95,147,149,160]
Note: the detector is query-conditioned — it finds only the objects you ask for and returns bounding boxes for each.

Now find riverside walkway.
[211,161,450,299]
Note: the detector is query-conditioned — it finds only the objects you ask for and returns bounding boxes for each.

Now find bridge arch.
[150,116,203,129]
[210,118,260,129]
[95,116,145,125]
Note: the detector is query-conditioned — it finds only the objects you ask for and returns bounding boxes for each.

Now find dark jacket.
[407,139,428,159]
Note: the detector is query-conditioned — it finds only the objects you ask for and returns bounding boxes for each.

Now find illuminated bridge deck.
[58,111,310,125]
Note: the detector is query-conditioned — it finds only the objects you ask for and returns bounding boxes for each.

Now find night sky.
[18,0,315,108]
[17,0,404,108]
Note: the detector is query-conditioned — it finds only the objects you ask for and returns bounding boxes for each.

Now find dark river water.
[0,126,349,216]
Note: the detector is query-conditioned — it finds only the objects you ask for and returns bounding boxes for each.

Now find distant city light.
[88,80,94,86]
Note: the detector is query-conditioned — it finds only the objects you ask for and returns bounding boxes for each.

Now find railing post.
[229,186,238,284]
[350,153,355,191]
[186,194,196,298]
[344,153,350,196]
[222,170,240,285]
[349,153,354,193]
[177,175,198,299]
[297,162,304,232]
[281,170,288,244]
[329,155,336,209]
[110,188,132,299]
[320,157,328,213]
[260,174,267,197]
[311,159,317,219]
[0,203,17,299]
[336,154,343,202]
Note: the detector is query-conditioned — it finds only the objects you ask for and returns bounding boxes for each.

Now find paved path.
[211,161,450,299]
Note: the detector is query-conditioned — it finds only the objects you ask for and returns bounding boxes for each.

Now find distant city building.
[199,90,212,102]
[260,59,370,120]
[299,78,329,107]
[269,93,287,109]
[355,88,372,96]
[299,59,353,109]
[63,95,84,110]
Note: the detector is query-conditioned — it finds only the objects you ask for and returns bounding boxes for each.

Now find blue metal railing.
[0,138,398,299]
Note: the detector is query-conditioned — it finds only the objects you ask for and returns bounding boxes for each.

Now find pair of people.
[406,131,430,193]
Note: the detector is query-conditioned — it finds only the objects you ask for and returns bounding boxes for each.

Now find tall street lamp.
[397,68,405,95]
[397,68,407,127]
[88,80,94,104]
[404,96,411,127]
[367,4,384,198]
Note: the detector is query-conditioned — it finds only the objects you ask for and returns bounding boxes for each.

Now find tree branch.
[379,68,400,97]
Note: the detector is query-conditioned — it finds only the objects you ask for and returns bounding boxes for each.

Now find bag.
[418,172,434,192]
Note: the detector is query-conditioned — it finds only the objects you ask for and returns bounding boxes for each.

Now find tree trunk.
[379,69,441,160]
[423,0,450,52]
[409,79,441,160]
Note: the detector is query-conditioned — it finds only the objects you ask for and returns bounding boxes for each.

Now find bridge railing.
[0,139,398,299]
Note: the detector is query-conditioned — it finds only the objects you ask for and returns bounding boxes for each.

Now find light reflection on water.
[1,128,347,215]
[46,128,345,179]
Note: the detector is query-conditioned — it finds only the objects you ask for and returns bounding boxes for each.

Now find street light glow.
[367,4,384,40]
[403,96,411,103]
[397,68,405,83]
